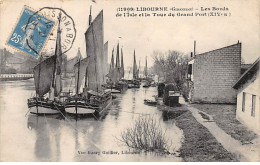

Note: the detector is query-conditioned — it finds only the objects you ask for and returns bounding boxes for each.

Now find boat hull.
[64,97,112,116]
[115,83,128,93]
[97,97,112,115]
[65,103,97,115]
[27,99,64,115]
[144,99,157,106]
[29,105,60,115]
[143,85,150,88]
[110,89,121,93]
[128,84,140,88]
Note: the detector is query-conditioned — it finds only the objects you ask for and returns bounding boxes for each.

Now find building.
[0,48,37,74]
[187,42,241,103]
[232,57,260,134]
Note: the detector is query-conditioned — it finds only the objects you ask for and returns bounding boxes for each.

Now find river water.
[0,79,183,162]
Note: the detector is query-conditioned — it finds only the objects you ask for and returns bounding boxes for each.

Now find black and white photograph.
[0,0,259,162]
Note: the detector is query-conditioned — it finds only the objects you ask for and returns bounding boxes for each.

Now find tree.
[152,50,189,84]
[152,50,190,100]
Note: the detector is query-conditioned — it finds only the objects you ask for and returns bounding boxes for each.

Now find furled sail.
[54,13,63,97]
[74,50,89,94]
[106,48,118,83]
[115,43,120,69]
[133,50,138,79]
[66,53,82,73]
[85,10,104,92]
[120,47,124,79]
[144,56,148,78]
[137,60,140,79]
[34,56,56,96]
[106,48,114,79]
[115,43,121,81]
[103,41,108,78]
[111,67,118,83]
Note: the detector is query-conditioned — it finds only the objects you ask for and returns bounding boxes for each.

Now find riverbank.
[158,105,237,161]
[192,104,258,144]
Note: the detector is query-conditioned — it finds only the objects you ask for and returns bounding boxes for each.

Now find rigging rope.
[25,109,31,117]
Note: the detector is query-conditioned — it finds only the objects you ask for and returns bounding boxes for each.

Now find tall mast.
[138,59,140,79]
[108,48,114,82]
[52,12,62,86]
[63,55,67,77]
[145,56,147,78]
[111,48,114,68]
[116,42,120,81]
[133,49,136,79]
[76,54,80,117]
[37,56,43,96]
[75,48,81,117]
[50,12,62,100]
[76,48,81,96]
[194,40,196,56]
[84,6,93,91]
[103,41,108,81]
[84,65,88,91]
[120,47,124,79]
[116,42,120,68]
[84,6,92,91]
[89,6,92,26]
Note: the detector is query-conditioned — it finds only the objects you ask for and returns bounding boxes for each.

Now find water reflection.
[27,115,61,161]
[0,79,183,161]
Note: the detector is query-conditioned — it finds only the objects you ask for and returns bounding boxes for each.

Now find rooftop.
[233,57,260,89]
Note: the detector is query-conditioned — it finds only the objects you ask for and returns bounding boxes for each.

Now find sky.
[0,0,259,68]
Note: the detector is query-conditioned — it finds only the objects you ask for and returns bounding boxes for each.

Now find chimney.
[191,52,193,58]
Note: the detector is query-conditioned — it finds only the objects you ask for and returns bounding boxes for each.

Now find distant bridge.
[0,74,33,81]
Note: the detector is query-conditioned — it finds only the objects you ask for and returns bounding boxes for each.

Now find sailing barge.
[27,13,64,115]
[128,50,140,88]
[142,56,151,88]
[64,9,112,116]
[106,42,128,93]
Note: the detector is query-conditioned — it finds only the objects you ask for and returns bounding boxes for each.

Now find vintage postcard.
[0,0,259,162]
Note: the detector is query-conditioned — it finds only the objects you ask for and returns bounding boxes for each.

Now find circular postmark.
[25,7,76,56]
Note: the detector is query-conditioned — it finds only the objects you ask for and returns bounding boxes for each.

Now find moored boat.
[65,90,112,116]
[64,8,112,117]
[150,82,157,87]
[128,79,140,88]
[143,81,151,88]
[128,50,140,88]
[144,99,157,106]
[28,97,64,115]
[106,42,128,93]
[27,14,64,115]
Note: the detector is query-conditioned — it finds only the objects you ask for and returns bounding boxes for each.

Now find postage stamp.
[6,6,55,58]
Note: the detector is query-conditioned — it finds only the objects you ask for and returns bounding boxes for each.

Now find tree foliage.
[151,50,190,100]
